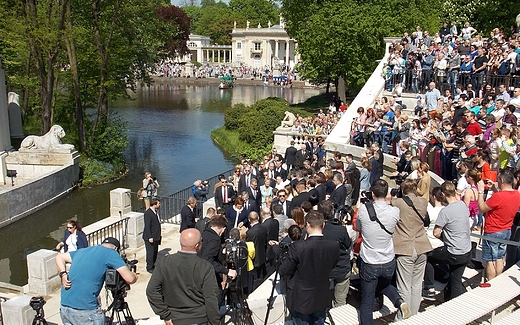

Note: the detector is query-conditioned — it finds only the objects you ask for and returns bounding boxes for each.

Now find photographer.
[55,237,137,325]
[391,179,432,317]
[356,180,411,324]
[318,200,352,307]
[198,215,237,307]
[193,180,210,201]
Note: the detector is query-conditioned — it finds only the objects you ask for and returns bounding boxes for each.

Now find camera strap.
[365,201,393,235]
[402,196,430,227]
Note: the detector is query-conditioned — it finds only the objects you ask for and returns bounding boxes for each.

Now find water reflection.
[0,83,321,285]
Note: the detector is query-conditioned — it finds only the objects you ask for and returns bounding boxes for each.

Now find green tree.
[281,0,441,94]
[229,0,278,28]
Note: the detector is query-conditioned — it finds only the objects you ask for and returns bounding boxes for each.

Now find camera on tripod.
[30,296,45,311]
[225,238,240,263]
[105,255,138,293]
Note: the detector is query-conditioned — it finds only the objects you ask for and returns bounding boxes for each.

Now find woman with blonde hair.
[417,162,431,201]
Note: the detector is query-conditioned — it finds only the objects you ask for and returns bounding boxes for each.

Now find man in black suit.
[198,215,237,306]
[295,144,311,169]
[309,173,327,204]
[266,161,277,180]
[247,178,261,212]
[280,210,340,323]
[371,142,384,178]
[274,159,288,181]
[246,211,267,288]
[180,197,197,232]
[240,191,257,216]
[143,198,162,273]
[261,207,280,276]
[238,165,256,194]
[284,141,298,171]
[290,181,310,212]
[214,175,235,210]
[345,154,357,172]
[271,189,291,217]
[318,200,352,307]
[328,173,347,208]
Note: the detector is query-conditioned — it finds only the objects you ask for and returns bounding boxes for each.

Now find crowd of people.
[383,23,520,95]
[155,59,299,85]
[53,22,520,325]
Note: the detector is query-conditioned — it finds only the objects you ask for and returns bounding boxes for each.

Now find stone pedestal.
[1,294,34,325]
[126,211,144,249]
[110,188,132,217]
[6,150,79,166]
[184,62,194,78]
[26,249,60,296]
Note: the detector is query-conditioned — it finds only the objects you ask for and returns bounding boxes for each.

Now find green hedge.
[218,97,312,160]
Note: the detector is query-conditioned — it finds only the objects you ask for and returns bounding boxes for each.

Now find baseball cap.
[102,237,121,251]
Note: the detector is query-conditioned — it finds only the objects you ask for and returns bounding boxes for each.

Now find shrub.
[224,103,248,130]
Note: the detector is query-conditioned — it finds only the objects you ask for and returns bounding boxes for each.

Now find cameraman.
[318,200,352,307]
[55,237,137,325]
[193,180,209,201]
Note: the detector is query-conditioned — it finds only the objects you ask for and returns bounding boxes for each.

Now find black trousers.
[145,240,159,272]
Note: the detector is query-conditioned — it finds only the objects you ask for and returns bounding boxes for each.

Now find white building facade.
[230,19,298,69]
[184,34,233,64]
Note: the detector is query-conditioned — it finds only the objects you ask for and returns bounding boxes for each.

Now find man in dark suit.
[247,178,261,212]
[143,198,162,273]
[274,159,288,181]
[290,181,311,212]
[266,161,277,180]
[280,210,340,323]
[180,197,197,232]
[241,191,257,216]
[345,154,357,172]
[271,189,291,217]
[284,141,298,171]
[295,144,311,169]
[308,173,326,204]
[214,175,235,210]
[261,207,280,276]
[198,215,237,306]
[372,142,384,179]
[246,211,268,288]
[328,173,347,208]
[238,165,256,194]
[318,200,352,307]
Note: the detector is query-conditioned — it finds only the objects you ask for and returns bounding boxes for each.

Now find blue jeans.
[381,131,392,154]
[290,310,326,325]
[447,70,458,92]
[60,306,105,325]
[359,259,402,325]
[482,229,511,261]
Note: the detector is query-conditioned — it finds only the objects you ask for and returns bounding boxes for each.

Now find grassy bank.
[211,126,269,160]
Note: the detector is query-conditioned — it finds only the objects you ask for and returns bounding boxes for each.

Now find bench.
[493,308,520,325]
[395,261,520,324]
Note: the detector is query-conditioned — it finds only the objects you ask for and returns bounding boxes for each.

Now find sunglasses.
[67,226,74,229]
[278,195,286,198]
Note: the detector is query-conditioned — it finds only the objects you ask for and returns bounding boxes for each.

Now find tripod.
[32,307,48,325]
[264,251,283,325]
[106,290,136,325]
[221,245,253,325]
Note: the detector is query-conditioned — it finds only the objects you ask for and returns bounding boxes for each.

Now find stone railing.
[325,37,399,152]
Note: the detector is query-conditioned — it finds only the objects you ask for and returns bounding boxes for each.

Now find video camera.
[360,190,373,205]
[332,204,355,226]
[390,186,403,198]
[105,254,138,294]
[225,238,240,263]
[29,296,45,311]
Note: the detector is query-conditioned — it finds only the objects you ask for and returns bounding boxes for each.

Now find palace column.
[275,40,279,65]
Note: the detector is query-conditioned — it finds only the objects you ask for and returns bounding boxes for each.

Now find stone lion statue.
[20,125,75,151]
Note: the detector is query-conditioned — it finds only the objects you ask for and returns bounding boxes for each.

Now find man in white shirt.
[491,99,506,121]
[496,84,510,105]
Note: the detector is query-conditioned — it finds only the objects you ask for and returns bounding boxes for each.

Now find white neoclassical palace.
[184,16,298,68]
[230,17,298,69]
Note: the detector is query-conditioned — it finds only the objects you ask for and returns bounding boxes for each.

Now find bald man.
[146,229,220,325]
